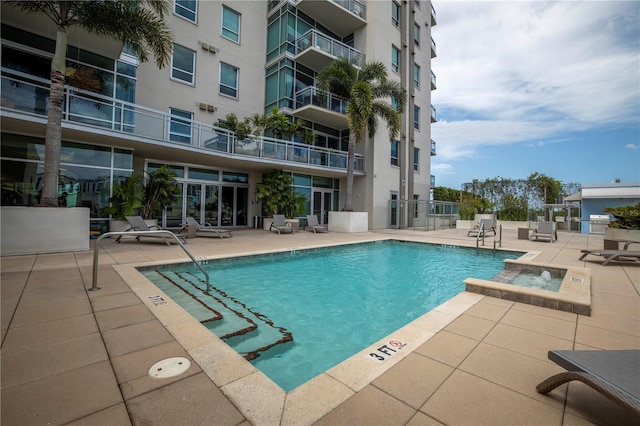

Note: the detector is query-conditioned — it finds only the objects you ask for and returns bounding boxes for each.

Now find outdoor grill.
[589,214,610,234]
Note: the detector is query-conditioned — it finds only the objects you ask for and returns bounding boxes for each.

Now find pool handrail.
[90,230,210,292]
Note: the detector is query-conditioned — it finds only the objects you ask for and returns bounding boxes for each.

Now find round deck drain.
[148,357,191,379]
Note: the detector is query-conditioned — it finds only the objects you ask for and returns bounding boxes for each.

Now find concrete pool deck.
[2,228,639,425]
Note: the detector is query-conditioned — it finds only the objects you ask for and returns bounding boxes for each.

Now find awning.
[564,192,582,202]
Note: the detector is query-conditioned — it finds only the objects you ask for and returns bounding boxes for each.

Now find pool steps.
[144,269,293,360]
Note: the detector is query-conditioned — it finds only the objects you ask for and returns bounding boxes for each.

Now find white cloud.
[431,163,454,173]
[430,1,639,159]
[626,144,640,150]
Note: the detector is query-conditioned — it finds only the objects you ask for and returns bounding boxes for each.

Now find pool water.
[142,240,520,391]
[510,270,563,292]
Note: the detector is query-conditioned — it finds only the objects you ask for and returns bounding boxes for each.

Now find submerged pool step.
[146,270,256,339]
[150,269,293,361]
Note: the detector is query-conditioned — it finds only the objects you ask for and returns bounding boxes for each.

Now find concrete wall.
[1,207,90,255]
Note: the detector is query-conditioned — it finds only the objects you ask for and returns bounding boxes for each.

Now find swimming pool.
[141,240,521,391]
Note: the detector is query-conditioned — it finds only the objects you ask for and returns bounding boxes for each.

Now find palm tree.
[316,58,406,211]
[6,0,173,206]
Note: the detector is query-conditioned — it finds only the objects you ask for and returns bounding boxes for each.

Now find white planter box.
[328,211,368,233]
[1,206,90,255]
[456,220,475,230]
[604,227,640,242]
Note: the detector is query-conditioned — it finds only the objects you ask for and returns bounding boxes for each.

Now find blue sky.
[429,0,640,191]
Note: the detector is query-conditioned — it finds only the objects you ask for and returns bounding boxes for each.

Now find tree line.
[433,173,581,221]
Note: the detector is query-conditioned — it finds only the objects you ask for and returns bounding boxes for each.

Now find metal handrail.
[476,222,485,248]
[90,231,210,292]
[494,224,502,250]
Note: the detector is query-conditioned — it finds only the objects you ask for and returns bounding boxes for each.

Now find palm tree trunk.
[344,134,356,211]
[40,28,68,207]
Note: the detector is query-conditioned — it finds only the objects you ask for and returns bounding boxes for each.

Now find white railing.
[294,86,348,114]
[1,68,364,172]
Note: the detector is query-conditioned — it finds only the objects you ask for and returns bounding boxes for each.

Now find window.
[175,0,197,22]
[390,140,399,166]
[414,23,421,47]
[391,96,399,111]
[414,64,420,88]
[169,108,193,144]
[219,62,239,98]
[222,5,241,43]
[414,105,420,129]
[171,44,195,84]
[413,147,420,171]
[392,1,400,27]
[391,45,400,73]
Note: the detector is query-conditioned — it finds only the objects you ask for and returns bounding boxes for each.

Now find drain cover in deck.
[148,357,191,379]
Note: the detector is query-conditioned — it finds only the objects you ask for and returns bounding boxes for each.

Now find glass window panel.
[391,46,400,73]
[414,105,420,129]
[220,63,238,97]
[414,23,421,46]
[113,148,133,170]
[175,0,197,22]
[222,5,240,42]
[293,174,311,186]
[189,168,219,181]
[169,108,193,144]
[1,134,45,161]
[413,147,420,171]
[117,60,136,77]
[61,141,112,167]
[414,64,420,88]
[222,171,248,183]
[312,176,332,188]
[148,163,185,178]
[2,46,51,79]
[392,1,400,26]
[171,44,195,84]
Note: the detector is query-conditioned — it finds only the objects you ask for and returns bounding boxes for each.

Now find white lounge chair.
[269,214,294,235]
[468,218,495,237]
[304,215,328,233]
[530,221,556,243]
[116,215,185,245]
[182,217,232,239]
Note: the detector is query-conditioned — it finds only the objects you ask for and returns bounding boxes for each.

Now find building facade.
[0,0,437,233]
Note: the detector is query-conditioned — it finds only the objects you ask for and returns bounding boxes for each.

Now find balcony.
[431,175,436,187]
[431,4,437,27]
[0,69,364,173]
[431,37,437,58]
[431,139,436,156]
[431,105,437,123]
[431,71,437,90]
[296,0,366,38]
[293,86,348,129]
[295,29,365,71]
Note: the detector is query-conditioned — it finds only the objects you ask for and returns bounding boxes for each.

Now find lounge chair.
[536,350,640,416]
[181,217,232,239]
[467,218,495,237]
[304,215,328,233]
[269,214,294,235]
[579,249,640,266]
[115,216,185,245]
[530,220,556,243]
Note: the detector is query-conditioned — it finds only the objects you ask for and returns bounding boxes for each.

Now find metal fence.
[388,200,459,231]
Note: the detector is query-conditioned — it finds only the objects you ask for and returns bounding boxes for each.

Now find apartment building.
[0,0,437,233]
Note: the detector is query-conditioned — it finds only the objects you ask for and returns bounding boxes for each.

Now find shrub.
[604,202,640,230]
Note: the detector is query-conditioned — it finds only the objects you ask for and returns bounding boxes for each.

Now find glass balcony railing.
[431,139,436,156]
[1,68,364,172]
[431,175,436,187]
[333,0,366,19]
[294,86,348,114]
[296,29,365,68]
[431,105,437,123]
[431,37,437,58]
[431,71,437,90]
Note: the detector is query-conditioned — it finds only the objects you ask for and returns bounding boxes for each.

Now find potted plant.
[603,202,640,244]
[256,170,306,231]
[104,165,180,231]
